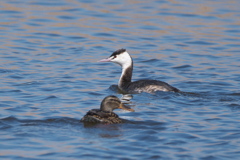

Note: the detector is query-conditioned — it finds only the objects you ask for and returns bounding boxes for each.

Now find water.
[0,0,240,159]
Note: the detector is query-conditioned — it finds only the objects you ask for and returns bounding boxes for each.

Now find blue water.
[0,0,240,159]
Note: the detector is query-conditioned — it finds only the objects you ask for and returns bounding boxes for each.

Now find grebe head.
[100,95,134,112]
[99,49,132,68]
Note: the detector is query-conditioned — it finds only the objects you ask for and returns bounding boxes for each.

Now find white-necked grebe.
[99,49,180,94]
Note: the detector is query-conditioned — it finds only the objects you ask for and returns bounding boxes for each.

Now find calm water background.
[0,0,240,159]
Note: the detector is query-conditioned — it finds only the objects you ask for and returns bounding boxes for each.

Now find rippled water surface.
[1,0,240,159]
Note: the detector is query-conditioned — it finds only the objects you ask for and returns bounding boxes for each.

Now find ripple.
[228,103,240,110]
[58,16,76,20]
[172,65,192,69]
[140,58,159,63]
[0,10,22,14]
[29,1,67,6]
[93,33,116,37]
[14,81,42,86]
[31,18,54,23]
[34,32,61,37]
[67,36,86,40]
[42,95,58,100]
[185,41,217,45]
[220,133,240,140]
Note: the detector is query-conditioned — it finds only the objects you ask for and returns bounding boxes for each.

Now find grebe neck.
[118,61,133,90]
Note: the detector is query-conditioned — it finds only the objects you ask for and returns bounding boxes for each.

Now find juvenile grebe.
[80,95,134,124]
[99,49,180,94]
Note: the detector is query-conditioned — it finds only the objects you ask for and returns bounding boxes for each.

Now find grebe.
[99,49,180,94]
[80,95,134,124]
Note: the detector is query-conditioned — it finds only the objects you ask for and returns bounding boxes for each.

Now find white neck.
[116,52,133,89]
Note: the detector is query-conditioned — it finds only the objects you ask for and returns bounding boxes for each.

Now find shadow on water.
[81,118,167,138]
[81,122,125,138]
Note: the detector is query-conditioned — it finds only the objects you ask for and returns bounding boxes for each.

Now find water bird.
[99,48,180,94]
[80,95,134,124]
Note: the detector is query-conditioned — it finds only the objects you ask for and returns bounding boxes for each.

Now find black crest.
[110,48,126,57]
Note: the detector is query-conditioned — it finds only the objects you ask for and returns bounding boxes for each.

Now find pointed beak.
[118,103,134,112]
[98,57,112,62]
